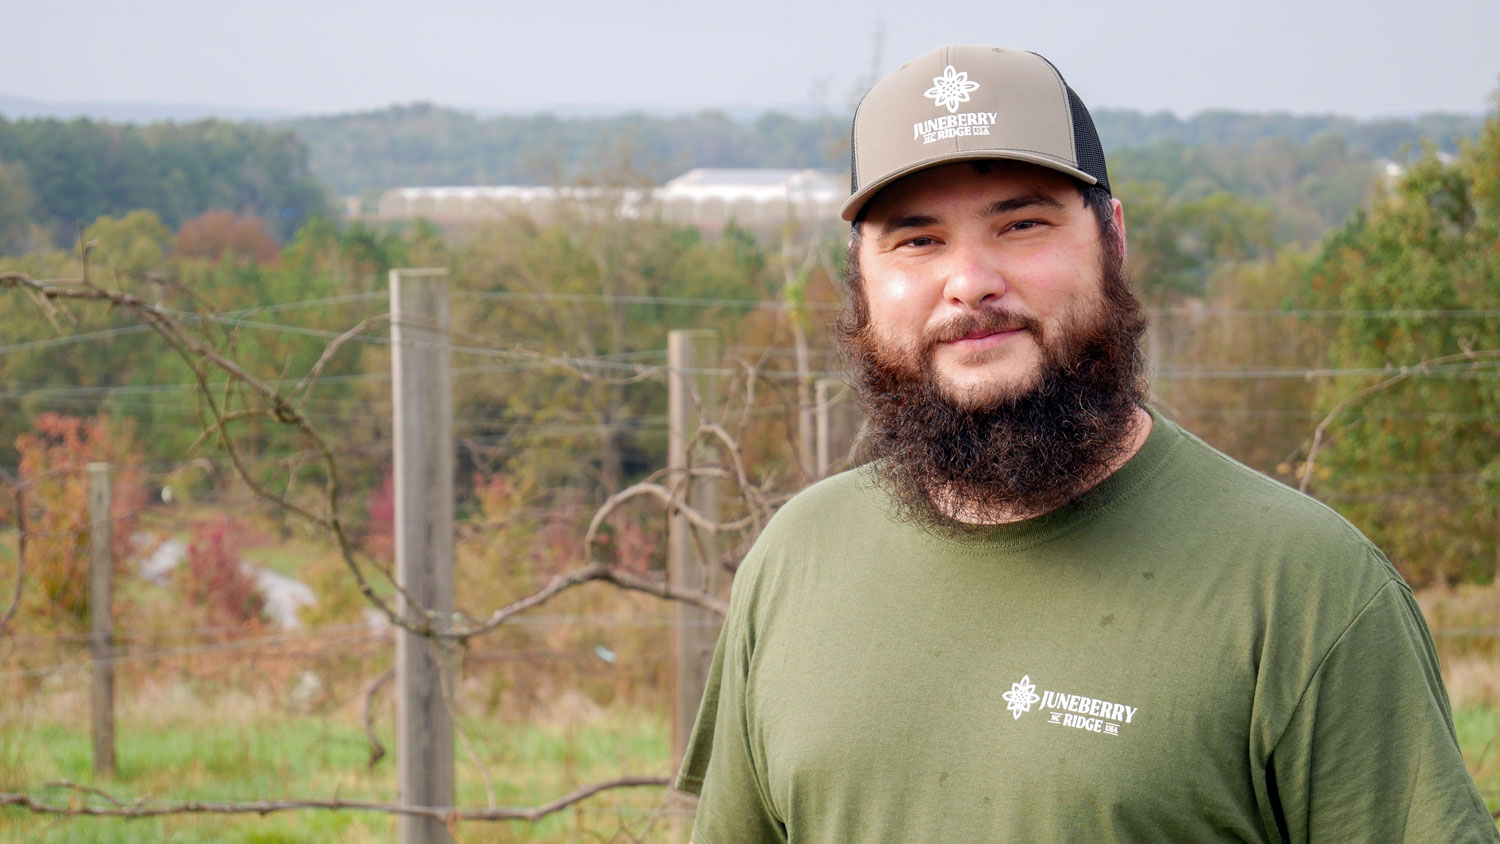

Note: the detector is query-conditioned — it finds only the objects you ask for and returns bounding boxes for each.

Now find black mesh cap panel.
[1066,86,1110,194]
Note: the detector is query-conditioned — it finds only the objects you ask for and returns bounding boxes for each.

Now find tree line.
[0,102,1485,253]
[1,98,1498,587]
[0,117,330,249]
[1154,96,1500,586]
[281,102,1485,196]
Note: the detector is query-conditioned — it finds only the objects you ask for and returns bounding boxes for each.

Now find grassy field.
[5,688,1500,841]
[4,572,1500,841]
[0,681,680,843]
[1458,706,1500,802]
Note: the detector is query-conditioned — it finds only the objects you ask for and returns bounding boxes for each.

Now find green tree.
[1119,180,1275,298]
[1150,249,1323,478]
[84,209,172,277]
[0,213,440,474]
[453,210,777,501]
[0,157,38,254]
[0,116,331,244]
[1296,101,1500,586]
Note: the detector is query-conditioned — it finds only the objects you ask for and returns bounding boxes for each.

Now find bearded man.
[675,44,1499,843]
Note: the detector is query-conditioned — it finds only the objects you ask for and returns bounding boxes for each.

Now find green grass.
[241,540,322,577]
[0,694,676,843]
[6,694,1500,840]
[1457,706,1500,812]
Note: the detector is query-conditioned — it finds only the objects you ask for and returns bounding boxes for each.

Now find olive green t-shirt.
[676,410,1498,843]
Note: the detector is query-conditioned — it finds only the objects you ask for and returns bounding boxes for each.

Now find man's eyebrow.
[873,193,1067,237]
[874,214,940,237]
[983,193,1065,216]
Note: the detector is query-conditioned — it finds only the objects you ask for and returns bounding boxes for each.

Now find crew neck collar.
[881,405,1183,553]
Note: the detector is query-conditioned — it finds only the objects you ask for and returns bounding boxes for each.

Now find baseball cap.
[842,44,1110,222]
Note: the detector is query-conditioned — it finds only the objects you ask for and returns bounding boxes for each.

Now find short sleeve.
[1264,580,1500,843]
[675,618,728,796]
[674,578,787,844]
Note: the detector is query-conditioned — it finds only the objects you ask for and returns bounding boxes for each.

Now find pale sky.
[4,0,1498,119]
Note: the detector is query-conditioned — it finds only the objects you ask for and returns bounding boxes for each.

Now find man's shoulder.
[1151,415,1398,578]
[1164,421,1360,526]
[760,464,886,536]
[732,466,888,580]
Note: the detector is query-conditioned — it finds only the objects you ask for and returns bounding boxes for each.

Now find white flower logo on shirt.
[1003,675,1041,720]
[924,65,980,114]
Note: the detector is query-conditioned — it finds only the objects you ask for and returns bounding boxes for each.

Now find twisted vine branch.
[0,776,672,823]
[2,270,751,643]
[1299,348,1500,493]
[0,260,780,830]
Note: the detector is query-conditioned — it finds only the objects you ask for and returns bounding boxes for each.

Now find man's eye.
[902,236,938,248]
[1009,220,1043,232]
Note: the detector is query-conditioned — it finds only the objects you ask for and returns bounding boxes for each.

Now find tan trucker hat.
[842,44,1110,222]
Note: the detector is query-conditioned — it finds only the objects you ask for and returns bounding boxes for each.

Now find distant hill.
[0,93,294,124]
[0,116,329,244]
[0,99,1488,252]
[275,103,1490,196]
[0,94,820,125]
[280,103,849,196]
[1092,108,1485,159]
[2,94,1486,195]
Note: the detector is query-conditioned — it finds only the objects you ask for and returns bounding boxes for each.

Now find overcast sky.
[5,0,1498,119]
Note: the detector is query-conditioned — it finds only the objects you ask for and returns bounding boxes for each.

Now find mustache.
[923,308,1043,348]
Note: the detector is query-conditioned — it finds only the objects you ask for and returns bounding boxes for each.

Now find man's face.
[854,161,1125,408]
[839,161,1146,525]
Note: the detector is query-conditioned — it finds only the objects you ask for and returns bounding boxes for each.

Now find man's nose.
[942,242,1008,309]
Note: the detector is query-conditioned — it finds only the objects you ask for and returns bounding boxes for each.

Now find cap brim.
[840,150,1098,222]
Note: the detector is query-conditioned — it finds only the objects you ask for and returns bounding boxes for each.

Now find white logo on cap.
[924,65,980,114]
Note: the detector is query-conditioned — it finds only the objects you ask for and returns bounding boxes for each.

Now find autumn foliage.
[13,414,144,627]
[179,518,266,628]
[173,209,280,265]
[363,467,396,563]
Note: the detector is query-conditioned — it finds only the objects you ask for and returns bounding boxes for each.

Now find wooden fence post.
[668,329,720,772]
[391,268,455,844]
[814,378,862,478]
[87,462,115,777]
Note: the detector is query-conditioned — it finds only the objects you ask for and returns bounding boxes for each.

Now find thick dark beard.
[838,251,1149,531]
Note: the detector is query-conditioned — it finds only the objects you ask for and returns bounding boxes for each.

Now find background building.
[376,168,844,233]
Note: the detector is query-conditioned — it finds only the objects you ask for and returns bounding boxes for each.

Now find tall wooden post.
[815,378,862,478]
[793,325,815,482]
[668,329,720,771]
[391,269,455,844]
[1144,311,1164,404]
[87,462,115,777]
[815,379,837,479]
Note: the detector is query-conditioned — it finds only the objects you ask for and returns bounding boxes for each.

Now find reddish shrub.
[535,498,585,578]
[174,209,279,264]
[14,414,144,626]
[364,466,396,562]
[597,511,660,575]
[180,518,264,628]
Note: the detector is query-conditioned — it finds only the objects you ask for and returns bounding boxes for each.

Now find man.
[675,44,1498,843]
